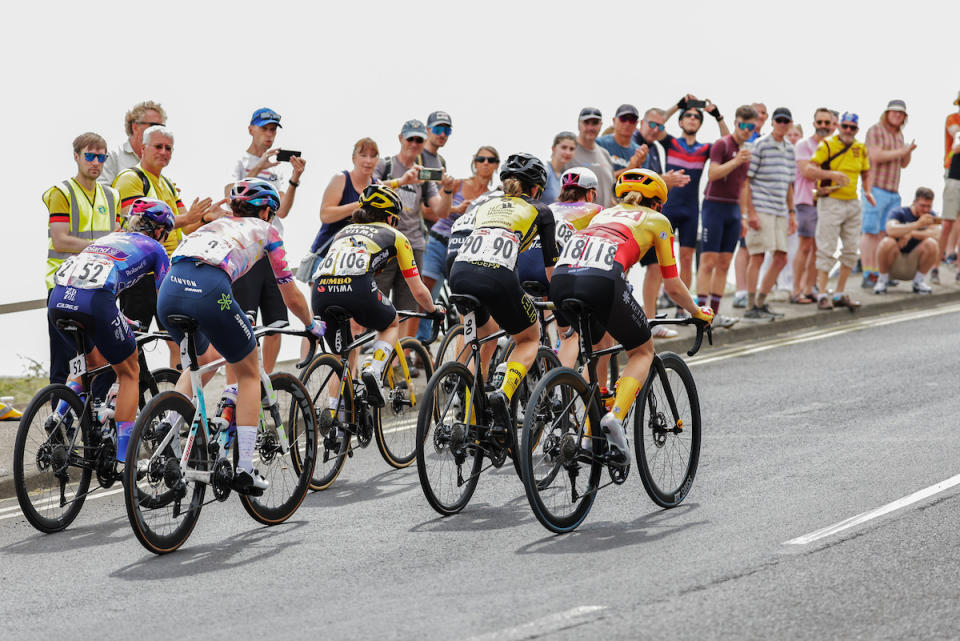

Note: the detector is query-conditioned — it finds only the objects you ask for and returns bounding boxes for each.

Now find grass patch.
[0,376,47,407]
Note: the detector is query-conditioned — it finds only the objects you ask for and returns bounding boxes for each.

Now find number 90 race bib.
[455,227,520,269]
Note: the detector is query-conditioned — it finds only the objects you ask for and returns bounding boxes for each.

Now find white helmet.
[560,167,599,190]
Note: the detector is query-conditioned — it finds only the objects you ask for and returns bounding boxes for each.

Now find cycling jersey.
[52,231,170,295]
[518,201,602,285]
[171,216,293,285]
[454,194,558,271]
[557,204,679,279]
[314,221,419,280]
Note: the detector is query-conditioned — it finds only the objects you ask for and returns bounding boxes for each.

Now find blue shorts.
[517,244,548,286]
[157,261,256,364]
[48,286,136,365]
[861,187,901,234]
[421,233,449,282]
[701,201,741,254]
[663,206,699,248]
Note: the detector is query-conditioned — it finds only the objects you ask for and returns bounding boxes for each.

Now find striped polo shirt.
[747,134,796,216]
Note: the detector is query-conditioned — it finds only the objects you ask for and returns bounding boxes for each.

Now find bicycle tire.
[13,384,93,533]
[299,353,351,490]
[123,391,207,554]
[139,367,180,407]
[520,367,602,533]
[433,323,464,369]
[509,346,561,478]
[634,352,701,508]
[374,337,433,468]
[239,372,318,524]
[416,361,483,515]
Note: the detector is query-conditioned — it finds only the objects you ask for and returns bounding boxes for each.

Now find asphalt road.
[2,304,959,640]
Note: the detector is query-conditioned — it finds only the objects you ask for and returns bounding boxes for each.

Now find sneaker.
[487,390,512,433]
[874,280,888,295]
[832,294,861,310]
[930,268,940,285]
[0,402,22,421]
[232,468,269,495]
[361,369,385,408]
[945,252,957,265]
[759,304,784,319]
[743,306,774,321]
[599,413,629,467]
[652,325,678,339]
[732,293,747,309]
[714,314,739,329]
[913,281,933,294]
[860,274,876,289]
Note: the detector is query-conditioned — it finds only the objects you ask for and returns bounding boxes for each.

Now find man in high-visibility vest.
[42,132,120,386]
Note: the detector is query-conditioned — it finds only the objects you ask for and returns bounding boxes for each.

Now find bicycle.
[415,293,560,515]
[298,310,438,490]
[122,317,319,554]
[13,322,181,533]
[519,299,711,533]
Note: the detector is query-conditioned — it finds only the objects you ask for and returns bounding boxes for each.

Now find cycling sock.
[710,294,723,316]
[55,379,86,416]
[499,361,528,401]
[610,376,642,422]
[756,292,767,307]
[236,425,256,473]
[116,420,133,463]
[366,340,393,379]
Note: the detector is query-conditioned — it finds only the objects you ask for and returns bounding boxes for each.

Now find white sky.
[0,0,954,373]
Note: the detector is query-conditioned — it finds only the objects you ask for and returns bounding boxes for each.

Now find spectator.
[787,124,804,145]
[373,119,454,334]
[42,132,120,391]
[874,187,940,295]
[790,108,837,304]
[803,112,874,311]
[226,107,306,374]
[568,107,616,207]
[542,132,576,204]
[421,110,453,222]
[861,99,916,287]
[632,106,691,191]
[596,104,647,176]
[695,104,757,327]
[99,100,166,186]
[940,91,960,280]
[749,102,769,142]
[741,107,797,320]
[732,102,770,306]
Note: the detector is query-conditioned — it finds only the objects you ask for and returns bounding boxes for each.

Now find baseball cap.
[840,112,860,125]
[579,107,602,121]
[772,107,793,121]
[885,99,907,113]
[615,104,640,119]
[426,111,452,127]
[250,107,282,128]
[400,119,428,140]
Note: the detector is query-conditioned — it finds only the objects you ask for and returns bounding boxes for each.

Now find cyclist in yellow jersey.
[311,185,444,407]
[448,153,558,433]
[550,168,714,465]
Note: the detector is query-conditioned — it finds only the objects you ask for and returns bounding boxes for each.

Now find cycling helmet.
[499,153,547,191]
[615,168,669,203]
[560,167,599,191]
[128,198,175,242]
[229,178,280,213]
[360,184,402,227]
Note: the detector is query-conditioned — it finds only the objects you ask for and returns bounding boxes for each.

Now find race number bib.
[556,236,617,270]
[54,254,114,289]
[315,246,370,277]
[455,227,519,269]
[177,234,232,265]
[68,354,86,377]
[555,220,576,248]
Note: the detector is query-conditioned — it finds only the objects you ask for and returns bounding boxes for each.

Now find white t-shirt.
[230,151,289,234]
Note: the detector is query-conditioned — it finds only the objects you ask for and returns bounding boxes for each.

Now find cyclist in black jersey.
[448,153,558,433]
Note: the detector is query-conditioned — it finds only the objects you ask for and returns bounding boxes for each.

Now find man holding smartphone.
[873,187,940,294]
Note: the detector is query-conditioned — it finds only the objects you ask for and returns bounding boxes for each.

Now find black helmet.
[499,153,547,191]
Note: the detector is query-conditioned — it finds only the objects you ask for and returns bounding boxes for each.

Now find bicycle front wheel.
[433,323,464,369]
[520,367,602,533]
[13,385,93,533]
[416,362,482,515]
[240,372,318,525]
[634,352,701,508]
[510,346,561,478]
[123,391,207,555]
[300,353,351,490]
[375,337,433,468]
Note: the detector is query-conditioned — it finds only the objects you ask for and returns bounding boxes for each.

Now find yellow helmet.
[359,184,402,226]
[615,168,668,203]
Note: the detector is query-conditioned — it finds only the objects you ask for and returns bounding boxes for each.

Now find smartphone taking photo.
[418,167,443,181]
[276,149,302,162]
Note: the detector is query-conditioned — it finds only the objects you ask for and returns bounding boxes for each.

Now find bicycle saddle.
[558,298,590,317]
[165,314,200,332]
[322,306,353,322]
[449,294,481,314]
[55,319,86,333]
[522,281,548,297]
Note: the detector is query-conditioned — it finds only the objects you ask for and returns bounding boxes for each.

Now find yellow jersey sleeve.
[646,213,679,279]
[395,231,420,278]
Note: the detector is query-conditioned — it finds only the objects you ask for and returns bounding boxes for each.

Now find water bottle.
[491,362,508,389]
[216,386,238,428]
[94,399,114,426]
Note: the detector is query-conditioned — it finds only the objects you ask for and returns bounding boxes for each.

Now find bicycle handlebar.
[253,321,320,369]
[397,310,442,346]
[648,317,713,357]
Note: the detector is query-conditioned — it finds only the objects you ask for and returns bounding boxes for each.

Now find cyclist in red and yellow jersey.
[550,168,713,465]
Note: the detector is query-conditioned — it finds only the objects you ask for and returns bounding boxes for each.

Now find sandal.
[789,293,815,304]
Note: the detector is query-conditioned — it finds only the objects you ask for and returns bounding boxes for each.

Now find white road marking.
[785,473,960,546]
[0,486,123,521]
[465,605,607,641]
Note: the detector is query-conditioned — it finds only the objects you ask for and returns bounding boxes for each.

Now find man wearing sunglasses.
[42,132,120,390]
[99,100,166,186]
[596,104,648,176]
[803,112,874,311]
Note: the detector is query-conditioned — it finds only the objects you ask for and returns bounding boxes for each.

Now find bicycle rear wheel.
[299,353,350,490]
[520,367,602,533]
[433,323,465,369]
[13,385,93,533]
[509,346,561,478]
[123,391,207,554]
[139,367,180,407]
[416,362,482,515]
[634,352,701,508]
[375,337,433,468]
[240,372,318,524]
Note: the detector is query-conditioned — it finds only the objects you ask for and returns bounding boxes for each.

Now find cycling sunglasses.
[83,152,108,163]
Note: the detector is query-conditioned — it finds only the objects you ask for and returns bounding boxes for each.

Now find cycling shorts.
[311,273,396,353]
[48,286,136,365]
[550,269,650,350]
[664,206,699,249]
[232,257,289,325]
[448,262,537,335]
[157,261,256,364]
[700,200,741,254]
